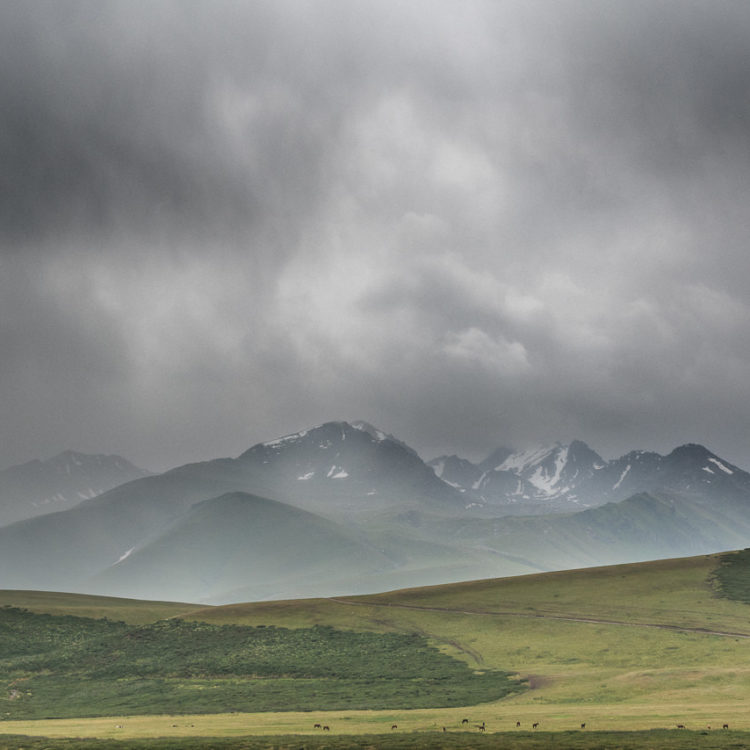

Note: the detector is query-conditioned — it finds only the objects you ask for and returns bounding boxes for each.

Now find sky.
[2,0,750,473]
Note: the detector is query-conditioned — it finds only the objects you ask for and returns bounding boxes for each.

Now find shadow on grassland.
[1,730,749,750]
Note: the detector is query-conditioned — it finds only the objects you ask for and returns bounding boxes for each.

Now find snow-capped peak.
[351,421,388,442]
[262,429,309,448]
[498,443,565,473]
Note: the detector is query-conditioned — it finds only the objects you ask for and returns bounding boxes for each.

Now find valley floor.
[2,701,750,738]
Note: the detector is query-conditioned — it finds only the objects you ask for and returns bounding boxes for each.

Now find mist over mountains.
[2,421,750,604]
[0,451,149,527]
[430,440,750,514]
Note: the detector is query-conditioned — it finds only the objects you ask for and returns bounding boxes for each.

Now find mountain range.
[1,421,750,603]
[429,440,750,513]
[0,450,149,527]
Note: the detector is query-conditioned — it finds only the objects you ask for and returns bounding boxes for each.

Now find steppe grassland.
[184,553,750,713]
[5,552,750,739]
[0,590,200,623]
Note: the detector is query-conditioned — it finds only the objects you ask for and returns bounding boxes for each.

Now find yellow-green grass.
[0,590,202,624]
[177,553,750,720]
[3,701,750,739]
[188,553,745,632]
[6,552,750,738]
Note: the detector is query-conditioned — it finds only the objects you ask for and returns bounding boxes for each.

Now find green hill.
[5,550,750,737]
[0,590,199,624]
[86,491,398,602]
[180,550,750,729]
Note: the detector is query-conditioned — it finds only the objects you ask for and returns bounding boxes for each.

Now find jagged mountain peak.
[46,450,146,474]
[478,446,513,472]
[567,440,606,468]
[350,420,388,441]
[663,443,739,478]
[235,420,463,514]
[427,454,483,491]
[241,420,420,461]
[497,442,561,470]
[666,443,717,462]
[0,450,150,527]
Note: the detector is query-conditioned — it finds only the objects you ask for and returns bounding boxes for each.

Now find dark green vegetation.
[0,607,521,719]
[3,730,750,750]
[713,548,750,604]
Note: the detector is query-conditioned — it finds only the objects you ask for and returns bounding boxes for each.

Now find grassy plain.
[0,590,200,624]
[4,551,750,745]
[181,552,750,725]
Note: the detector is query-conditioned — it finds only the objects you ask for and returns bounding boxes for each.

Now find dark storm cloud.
[0,1,338,251]
[2,0,750,471]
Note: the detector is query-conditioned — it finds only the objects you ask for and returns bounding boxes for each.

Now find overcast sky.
[2,0,750,472]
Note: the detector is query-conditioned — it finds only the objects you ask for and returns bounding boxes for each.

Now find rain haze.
[2,0,750,473]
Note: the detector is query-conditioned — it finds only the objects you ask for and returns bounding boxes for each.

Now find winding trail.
[327,597,750,640]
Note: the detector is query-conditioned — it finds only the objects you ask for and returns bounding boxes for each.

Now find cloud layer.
[3,0,750,470]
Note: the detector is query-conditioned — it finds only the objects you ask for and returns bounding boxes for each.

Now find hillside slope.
[0,450,149,526]
[87,491,397,602]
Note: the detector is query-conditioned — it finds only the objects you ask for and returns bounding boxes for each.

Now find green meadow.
[0,590,198,624]
[4,550,750,746]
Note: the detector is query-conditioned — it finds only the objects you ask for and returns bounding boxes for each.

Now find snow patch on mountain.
[499,444,560,473]
[351,421,387,442]
[263,430,309,447]
[708,457,733,475]
[115,547,134,564]
[528,445,569,493]
[613,465,631,490]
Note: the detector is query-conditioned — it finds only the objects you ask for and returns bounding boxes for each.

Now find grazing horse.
[391,725,398,730]
[580,723,586,729]
[532,722,539,729]
[516,721,521,727]
[313,724,321,729]
[723,724,729,729]
[323,725,330,731]
[676,724,685,729]
[461,718,469,724]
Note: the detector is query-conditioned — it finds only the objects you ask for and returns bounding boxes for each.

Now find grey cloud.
[2,0,750,472]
